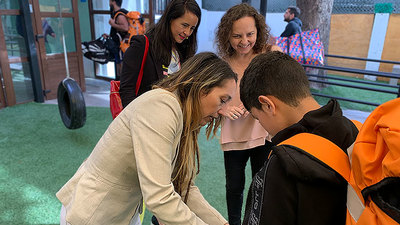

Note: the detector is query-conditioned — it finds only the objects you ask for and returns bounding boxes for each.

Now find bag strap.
[286,38,290,54]
[113,11,126,20]
[299,32,306,64]
[278,133,351,182]
[135,35,149,96]
[277,120,362,182]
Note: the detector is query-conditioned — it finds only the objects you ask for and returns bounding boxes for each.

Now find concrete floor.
[45,77,371,122]
[44,78,110,108]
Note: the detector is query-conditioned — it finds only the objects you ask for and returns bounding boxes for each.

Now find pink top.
[220,114,269,151]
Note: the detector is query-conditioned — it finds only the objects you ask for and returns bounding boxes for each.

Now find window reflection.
[93,0,149,14]
[1,15,28,59]
[10,62,34,103]
[93,14,115,79]
[42,17,76,54]
[0,0,19,10]
[38,0,72,13]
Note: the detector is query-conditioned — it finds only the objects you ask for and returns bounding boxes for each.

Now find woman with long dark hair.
[119,0,201,108]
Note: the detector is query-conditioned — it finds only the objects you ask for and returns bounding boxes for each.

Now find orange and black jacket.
[243,99,359,225]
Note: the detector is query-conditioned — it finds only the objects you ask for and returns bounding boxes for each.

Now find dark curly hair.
[216,3,271,59]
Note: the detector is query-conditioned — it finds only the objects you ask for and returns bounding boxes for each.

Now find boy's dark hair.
[240,51,311,110]
[287,6,301,17]
[147,0,201,66]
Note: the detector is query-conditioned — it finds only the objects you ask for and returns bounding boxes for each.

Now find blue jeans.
[224,142,272,225]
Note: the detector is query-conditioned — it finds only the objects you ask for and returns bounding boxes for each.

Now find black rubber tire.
[57,78,86,129]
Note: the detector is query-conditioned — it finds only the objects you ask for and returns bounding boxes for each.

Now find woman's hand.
[218,104,248,120]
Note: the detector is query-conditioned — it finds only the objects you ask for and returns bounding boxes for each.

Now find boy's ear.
[258,95,276,115]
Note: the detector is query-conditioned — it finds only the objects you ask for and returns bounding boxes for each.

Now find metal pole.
[18,0,44,102]
[260,0,267,18]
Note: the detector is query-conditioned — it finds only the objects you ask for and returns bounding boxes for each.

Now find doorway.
[31,0,85,99]
[0,1,35,107]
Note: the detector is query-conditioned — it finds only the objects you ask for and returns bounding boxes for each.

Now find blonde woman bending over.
[57,52,237,225]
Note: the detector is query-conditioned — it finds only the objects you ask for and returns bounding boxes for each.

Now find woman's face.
[229,16,257,55]
[170,11,199,44]
[199,79,237,126]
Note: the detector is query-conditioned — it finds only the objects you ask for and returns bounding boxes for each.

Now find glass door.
[0,0,35,107]
[88,0,152,80]
[31,0,85,99]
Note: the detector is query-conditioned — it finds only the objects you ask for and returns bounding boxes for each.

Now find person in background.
[57,52,236,225]
[280,6,302,37]
[41,18,56,53]
[41,18,56,43]
[120,0,201,108]
[105,0,129,79]
[215,3,281,225]
[240,51,359,225]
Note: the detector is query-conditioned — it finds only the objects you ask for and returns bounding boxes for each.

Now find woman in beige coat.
[57,52,237,225]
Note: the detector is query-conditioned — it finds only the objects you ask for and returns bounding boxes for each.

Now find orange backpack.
[114,11,146,53]
[279,98,400,225]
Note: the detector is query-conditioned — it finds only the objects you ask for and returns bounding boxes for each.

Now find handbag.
[82,37,115,64]
[110,35,149,119]
[276,28,324,65]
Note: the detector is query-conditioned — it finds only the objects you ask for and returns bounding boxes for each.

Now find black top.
[110,8,129,45]
[119,35,168,108]
[243,99,359,225]
[280,17,303,37]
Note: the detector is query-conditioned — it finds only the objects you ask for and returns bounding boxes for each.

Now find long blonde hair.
[155,52,237,200]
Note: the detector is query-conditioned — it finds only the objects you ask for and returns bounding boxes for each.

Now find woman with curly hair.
[215,3,281,225]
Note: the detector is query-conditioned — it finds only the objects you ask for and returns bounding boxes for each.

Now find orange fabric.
[347,97,400,225]
[278,133,351,181]
[347,201,398,225]
[278,101,400,225]
[114,11,146,53]
[351,120,363,131]
[351,98,400,190]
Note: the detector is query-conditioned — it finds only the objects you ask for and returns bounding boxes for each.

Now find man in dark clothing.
[108,0,129,48]
[240,51,359,225]
[280,6,302,37]
[104,0,129,79]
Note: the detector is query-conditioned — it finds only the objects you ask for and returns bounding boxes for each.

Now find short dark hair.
[113,0,122,7]
[240,51,311,110]
[287,6,301,17]
[147,0,201,66]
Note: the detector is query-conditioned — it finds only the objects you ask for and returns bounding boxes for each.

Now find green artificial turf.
[311,74,397,112]
[0,103,251,224]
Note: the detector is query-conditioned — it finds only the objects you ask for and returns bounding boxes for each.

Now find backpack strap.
[277,122,366,223]
[278,133,351,182]
[113,11,126,20]
[135,35,149,96]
